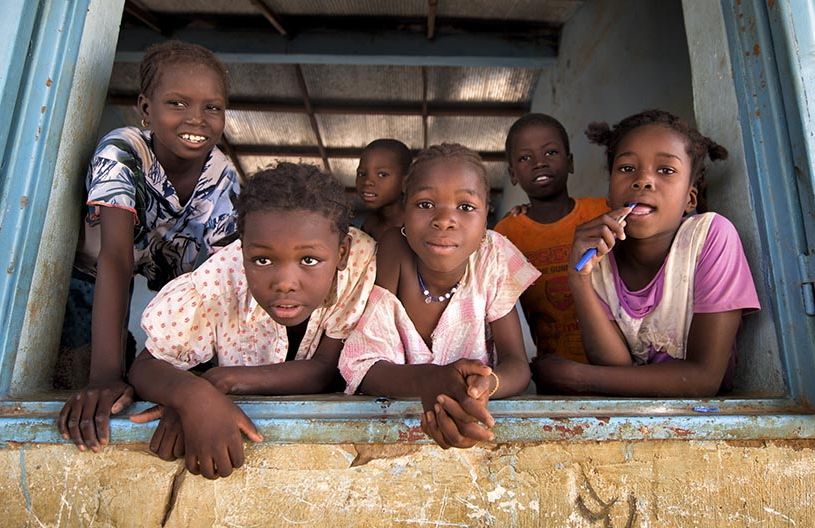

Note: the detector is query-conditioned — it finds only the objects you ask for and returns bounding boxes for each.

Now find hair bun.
[585,122,612,146]
[707,140,729,162]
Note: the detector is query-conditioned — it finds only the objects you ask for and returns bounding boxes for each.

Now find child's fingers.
[185,450,200,476]
[456,395,495,429]
[110,386,134,415]
[172,431,185,459]
[466,374,491,399]
[214,446,235,478]
[57,399,72,438]
[129,405,164,423]
[421,410,450,449]
[451,359,492,381]
[237,412,263,443]
[148,421,165,456]
[434,404,478,448]
[227,437,245,470]
[79,393,102,452]
[197,455,217,480]
[439,395,494,440]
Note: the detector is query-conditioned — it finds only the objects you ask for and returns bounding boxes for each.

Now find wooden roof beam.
[294,65,331,174]
[249,0,288,37]
[123,0,167,35]
[108,95,529,118]
[233,145,507,163]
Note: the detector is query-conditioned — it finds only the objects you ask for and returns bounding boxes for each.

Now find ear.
[336,233,352,271]
[508,165,518,186]
[568,153,574,174]
[685,185,698,214]
[137,93,151,122]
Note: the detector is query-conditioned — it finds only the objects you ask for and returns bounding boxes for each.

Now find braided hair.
[139,40,229,101]
[405,143,490,202]
[585,109,728,213]
[238,163,350,238]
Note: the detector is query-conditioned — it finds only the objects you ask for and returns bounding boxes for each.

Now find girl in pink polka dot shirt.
[128,163,376,479]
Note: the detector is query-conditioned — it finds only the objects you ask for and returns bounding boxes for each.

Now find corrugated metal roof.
[110,1,566,191]
[225,110,315,146]
[437,0,583,23]
[266,0,426,17]
[427,67,539,103]
[137,0,259,14]
[136,0,581,22]
[237,155,357,188]
[329,158,363,187]
[427,116,518,152]
[317,114,423,149]
[483,161,510,189]
[226,63,302,100]
[108,62,140,94]
[302,64,422,103]
[237,155,326,176]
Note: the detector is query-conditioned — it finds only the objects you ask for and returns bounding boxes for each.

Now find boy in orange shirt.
[495,114,608,368]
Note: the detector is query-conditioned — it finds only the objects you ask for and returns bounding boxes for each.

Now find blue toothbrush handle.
[574,247,598,271]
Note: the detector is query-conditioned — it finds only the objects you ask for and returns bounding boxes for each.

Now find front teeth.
[180,133,207,143]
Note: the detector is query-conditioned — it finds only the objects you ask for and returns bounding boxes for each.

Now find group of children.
[56,41,759,478]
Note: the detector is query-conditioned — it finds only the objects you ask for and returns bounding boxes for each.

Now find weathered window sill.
[1,395,813,444]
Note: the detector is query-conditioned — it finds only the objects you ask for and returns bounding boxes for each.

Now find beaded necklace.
[416,268,459,304]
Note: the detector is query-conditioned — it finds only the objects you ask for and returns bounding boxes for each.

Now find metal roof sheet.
[427,67,539,103]
[427,115,517,152]
[226,63,302,100]
[237,155,326,176]
[317,114,423,149]
[302,64,422,103]
[225,110,315,146]
[136,0,582,22]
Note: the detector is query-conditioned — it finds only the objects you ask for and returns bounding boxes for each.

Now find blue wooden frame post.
[722,0,815,406]
[0,0,92,395]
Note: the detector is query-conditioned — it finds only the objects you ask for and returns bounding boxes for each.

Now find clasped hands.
[420,359,498,449]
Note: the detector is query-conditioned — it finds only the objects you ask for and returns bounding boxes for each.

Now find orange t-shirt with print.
[494,197,609,363]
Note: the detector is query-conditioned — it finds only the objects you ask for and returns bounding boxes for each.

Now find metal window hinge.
[800,252,815,315]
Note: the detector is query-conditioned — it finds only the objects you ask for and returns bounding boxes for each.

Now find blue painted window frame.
[0,0,813,445]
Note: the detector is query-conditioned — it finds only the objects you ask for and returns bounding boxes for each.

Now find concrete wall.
[1,441,812,526]
[499,0,696,214]
[680,0,785,396]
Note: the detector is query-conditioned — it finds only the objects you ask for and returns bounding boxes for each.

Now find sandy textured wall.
[0,440,812,527]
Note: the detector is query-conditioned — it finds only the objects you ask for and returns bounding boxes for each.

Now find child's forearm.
[128,351,217,409]
[359,361,481,410]
[488,308,532,398]
[545,359,724,397]
[208,337,345,395]
[569,274,632,366]
[90,249,134,381]
[492,355,531,398]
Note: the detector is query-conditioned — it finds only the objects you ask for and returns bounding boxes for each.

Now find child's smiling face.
[509,124,573,200]
[355,147,405,210]
[403,160,488,276]
[608,124,697,241]
[241,209,350,326]
[138,62,226,167]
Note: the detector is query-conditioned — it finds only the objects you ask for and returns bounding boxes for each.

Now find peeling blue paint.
[18,448,31,511]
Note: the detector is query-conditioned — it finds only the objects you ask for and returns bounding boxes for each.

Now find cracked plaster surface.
[0,441,812,527]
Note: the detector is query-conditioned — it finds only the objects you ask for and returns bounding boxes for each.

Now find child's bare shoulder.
[375,227,411,291]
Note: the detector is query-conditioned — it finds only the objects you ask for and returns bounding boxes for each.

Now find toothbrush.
[574,203,637,272]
